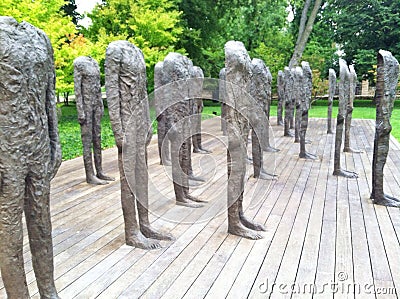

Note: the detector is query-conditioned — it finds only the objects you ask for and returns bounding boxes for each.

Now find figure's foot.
[186,194,207,203]
[371,194,400,208]
[240,214,266,231]
[97,172,115,181]
[333,169,358,178]
[42,291,61,299]
[161,159,172,166]
[254,171,278,180]
[228,222,264,240]
[86,175,109,185]
[343,147,363,153]
[176,197,204,208]
[265,146,280,153]
[299,152,317,160]
[294,138,300,143]
[194,148,212,154]
[126,232,161,250]
[284,131,295,137]
[327,130,334,134]
[188,173,206,182]
[140,224,175,241]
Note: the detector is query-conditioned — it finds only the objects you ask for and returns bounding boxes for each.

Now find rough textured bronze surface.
[0,17,62,299]
[154,61,171,166]
[298,61,317,160]
[105,40,173,250]
[283,67,295,137]
[333,59,358,178]
[250,58,279,180]
[225,41,266,240]
[327,68,336,134]
[343,64,361,153]
[277,70,285,126]
[219,68,228,136]
[190,66,211,154]
[74,56,114,185]
[371,50,400,207]
[162,52,205,207]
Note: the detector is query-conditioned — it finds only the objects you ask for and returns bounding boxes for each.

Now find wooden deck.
[1,117,399,298]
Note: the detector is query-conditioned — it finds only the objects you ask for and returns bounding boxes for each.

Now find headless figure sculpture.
[370,50,400,207]
[284,67,295,137]
[344,64,362,153]
[225,41,266,240]
[190,66,212,154]
[154,61,171,166]
[0,17,62,299]
[74,56,114,185]
[163,53,205,208]
[327,68,336,134]
[294,68,302,143]
[105,40,174,250]
[299,61,317,159]
[333,59,358,178]
[277,70,285,126]
[250,58,279,180]
[220,68,228,136]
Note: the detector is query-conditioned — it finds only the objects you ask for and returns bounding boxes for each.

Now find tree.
[83,0,185,91]
[0,0,86,102]
[289,0,323,67]
[61,0,80,25]
[322,0,400,82]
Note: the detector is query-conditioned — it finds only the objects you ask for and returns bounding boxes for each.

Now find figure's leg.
[284,101,294,137]
[135,150,175,241]
[24,174,60,299]
[333,115,358,178]
[118,149,161,249]
[251,130,277,180]
[0,171,30,299]
[170,127,203,208]
[221,103,227,136]
[277,97,284,126]
[294,104,301,143]
[327,100,333,134]
[227,137,264,240]
[185,122,205,182]
[299,111,316,160]
[371,133,400,207]
[93,109,114,181]
[80,112,107,185]
[290,99,295,130]
[194,112,212,154]
[343,106,362,153]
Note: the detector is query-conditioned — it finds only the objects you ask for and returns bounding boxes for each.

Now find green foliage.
[57,103,115,160]
[322,0,400,82]
[83,0,185,92]
[0,0,94,100]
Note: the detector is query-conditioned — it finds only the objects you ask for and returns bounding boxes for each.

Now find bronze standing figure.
[225,41,266,240]
[371,50,400,207]
[327,68,336,134]
[277,70,285,126]
[74,56,114,185]
[333,59,358,178]
[105,40,174,249]
[0,17,61,299]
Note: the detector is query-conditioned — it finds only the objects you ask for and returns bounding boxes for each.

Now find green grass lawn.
[57,99,400,161]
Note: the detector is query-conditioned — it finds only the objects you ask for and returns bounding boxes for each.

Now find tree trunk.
[289,0,323,68]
